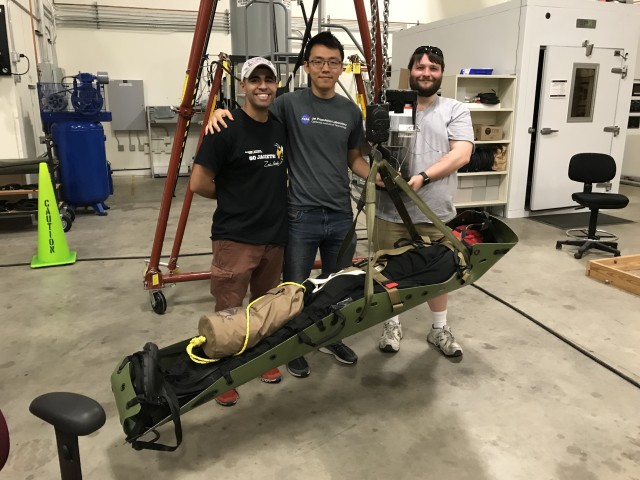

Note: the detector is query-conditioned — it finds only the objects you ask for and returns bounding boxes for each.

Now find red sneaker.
[260,367,282,384]
[215,389,239,407]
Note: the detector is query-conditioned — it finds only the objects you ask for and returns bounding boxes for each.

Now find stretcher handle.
[295,311,346,348]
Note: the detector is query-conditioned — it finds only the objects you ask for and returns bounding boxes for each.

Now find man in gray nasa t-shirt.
[374,46,474,357]
[271,87,364,214]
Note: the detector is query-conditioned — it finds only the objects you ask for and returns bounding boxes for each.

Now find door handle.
[603,126,620,137]
[540,127,559,135]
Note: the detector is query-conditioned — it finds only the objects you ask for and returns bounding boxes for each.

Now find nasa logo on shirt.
[300,114,311,125]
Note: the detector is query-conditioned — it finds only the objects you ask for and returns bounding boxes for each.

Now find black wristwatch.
[419,171,431,186]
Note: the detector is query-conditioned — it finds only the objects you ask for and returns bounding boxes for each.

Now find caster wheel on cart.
[66,207,76,222]
[60,212,73,233]
[60,204,75,222]
[150,291,167,315]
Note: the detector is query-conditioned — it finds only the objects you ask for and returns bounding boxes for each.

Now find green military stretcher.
[111,158,519,451]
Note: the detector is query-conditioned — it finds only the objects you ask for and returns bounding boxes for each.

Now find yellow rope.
[186,336,218,364]
[234,282,305,356]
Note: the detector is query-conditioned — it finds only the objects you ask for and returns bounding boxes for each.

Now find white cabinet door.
[530,46,623,211]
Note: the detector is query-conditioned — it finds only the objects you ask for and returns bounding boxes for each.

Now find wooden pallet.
[586,255,640,296]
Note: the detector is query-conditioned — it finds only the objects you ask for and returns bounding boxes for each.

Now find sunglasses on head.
[413,45,444,58]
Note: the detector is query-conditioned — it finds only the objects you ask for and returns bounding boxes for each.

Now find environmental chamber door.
[529,46,623,211]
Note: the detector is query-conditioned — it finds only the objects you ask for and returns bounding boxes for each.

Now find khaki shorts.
[372,217,444,251]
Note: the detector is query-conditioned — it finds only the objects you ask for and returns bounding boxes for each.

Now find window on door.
[567,63,599,122]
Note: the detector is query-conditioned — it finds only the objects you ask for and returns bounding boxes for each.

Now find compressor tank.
[52,121,111,211]
[230,0,290,57]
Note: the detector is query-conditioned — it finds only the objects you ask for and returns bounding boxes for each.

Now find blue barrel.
[52,121,110,208]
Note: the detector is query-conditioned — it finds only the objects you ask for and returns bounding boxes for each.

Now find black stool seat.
[30,392,105,436]
[572,192,629,209]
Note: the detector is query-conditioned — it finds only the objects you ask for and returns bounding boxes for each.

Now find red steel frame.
[143,0,383,293]
[354,0,383,101]
[144,0,220,291]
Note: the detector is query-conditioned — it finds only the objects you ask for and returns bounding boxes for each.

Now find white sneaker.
[427,325,463,357]
[379,322,403,353]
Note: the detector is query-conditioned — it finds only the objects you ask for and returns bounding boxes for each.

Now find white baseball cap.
[241,57,278,80]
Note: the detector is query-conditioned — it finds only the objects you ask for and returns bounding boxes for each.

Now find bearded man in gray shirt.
[375,46,474,356]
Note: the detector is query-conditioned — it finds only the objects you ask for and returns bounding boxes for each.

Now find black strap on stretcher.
[296,310,347,347]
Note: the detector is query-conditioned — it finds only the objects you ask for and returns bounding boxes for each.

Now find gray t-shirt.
[376,96,474,223]
[270,88,366,212]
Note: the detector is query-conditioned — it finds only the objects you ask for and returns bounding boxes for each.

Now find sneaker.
[427,325,463,357]
[215,389,239,407]
[286,356,310,378]
[318,341,358,365]
[379,322,403,353]
[260,367,282,383]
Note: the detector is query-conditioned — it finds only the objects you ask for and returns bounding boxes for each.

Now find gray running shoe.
[379,322,403,353]
[427,325,463,357]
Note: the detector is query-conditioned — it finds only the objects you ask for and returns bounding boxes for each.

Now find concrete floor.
[1,176,639,479]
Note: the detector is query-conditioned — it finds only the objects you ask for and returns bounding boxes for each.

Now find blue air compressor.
[38,72,113,215]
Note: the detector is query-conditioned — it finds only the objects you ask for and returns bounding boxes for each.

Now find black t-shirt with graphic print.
[194,108,288,245]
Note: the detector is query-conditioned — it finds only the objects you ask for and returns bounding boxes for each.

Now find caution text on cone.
[31,162,76,268]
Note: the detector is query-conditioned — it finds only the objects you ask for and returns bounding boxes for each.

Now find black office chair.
[556,153,629,259]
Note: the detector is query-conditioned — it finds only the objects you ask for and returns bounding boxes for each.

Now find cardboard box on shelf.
[474,124,503,141]
[398,68,409,89]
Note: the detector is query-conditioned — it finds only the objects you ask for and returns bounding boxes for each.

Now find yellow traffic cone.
[31,162,77,268]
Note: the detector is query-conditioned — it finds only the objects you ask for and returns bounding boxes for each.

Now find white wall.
[0,1,23,160]
[0,0,48,160]
[311,0,510,69]
[56,27,232,173]
[54,1,233,174]
[311,0,508,26]
[514,0,639,216]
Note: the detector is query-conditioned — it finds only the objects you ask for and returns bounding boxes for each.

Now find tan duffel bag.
[187,282,305,363]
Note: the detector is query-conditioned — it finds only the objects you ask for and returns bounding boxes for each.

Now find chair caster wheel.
[574,252,583,259]
[556,242,562,250]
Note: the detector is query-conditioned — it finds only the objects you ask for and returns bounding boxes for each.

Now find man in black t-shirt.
[191,57,288,407]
